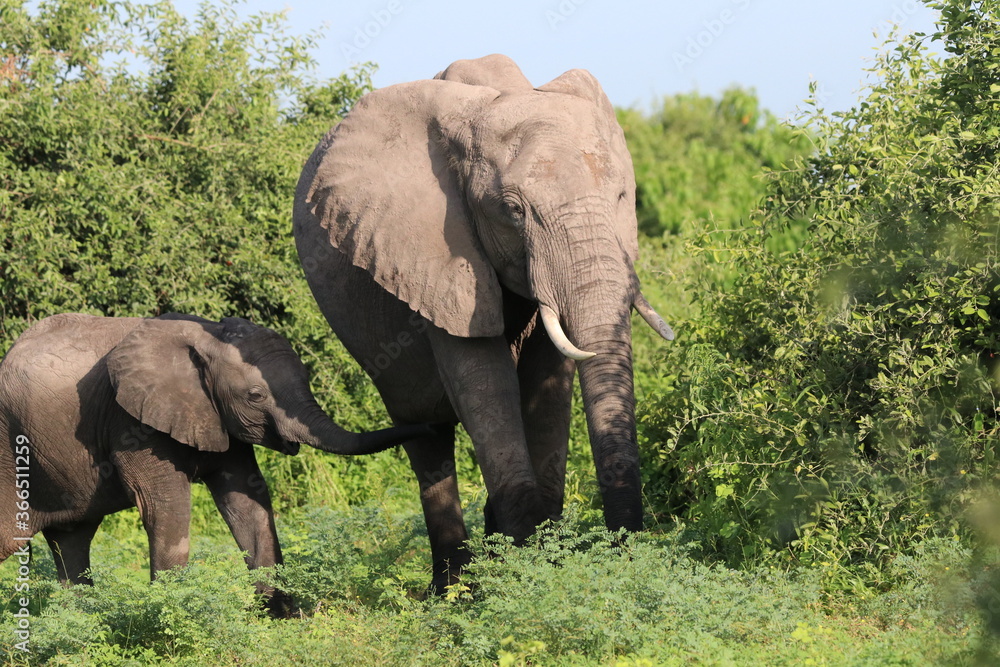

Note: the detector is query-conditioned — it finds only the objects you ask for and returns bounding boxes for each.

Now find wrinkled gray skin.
[293,55,673,590]
[0,313,430,615]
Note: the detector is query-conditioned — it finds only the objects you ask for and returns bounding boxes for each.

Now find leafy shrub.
[641,0,1000,593]
[0,0,353,334]
[619,87,812,242]
[407,511,975,665]
[0,0,430,514]
[0,549,263,665]
[274,505,429,612]
[438,515,823,663]
[0,505,981,664]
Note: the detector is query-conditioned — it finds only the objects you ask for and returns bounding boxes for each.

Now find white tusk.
[634,293,675,341]
[538,304,597,360]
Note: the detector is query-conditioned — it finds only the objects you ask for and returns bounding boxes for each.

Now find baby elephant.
[0,313,427,614]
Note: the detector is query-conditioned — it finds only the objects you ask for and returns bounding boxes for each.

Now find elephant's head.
[296,55,672,530]
[106,315,408,456]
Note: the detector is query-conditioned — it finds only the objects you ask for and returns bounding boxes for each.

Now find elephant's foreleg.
[517,324,576,522]
[427,329,547,544]
[202,447,292,616]
[203,449,281,570]
[42,519,103,585]
[138,488,192,577]
[113,447,193,577]
[401,423,471,591]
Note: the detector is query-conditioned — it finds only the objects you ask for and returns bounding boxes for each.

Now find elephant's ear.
[106,317,229,452]
[537,69,639,263]
[296,79,505,338]
[434,54,533,94]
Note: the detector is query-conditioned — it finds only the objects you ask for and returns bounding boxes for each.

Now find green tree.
[620,87,812,242]
[0,0,373,339]
[0,0,411,511]
[641,0,1000,591]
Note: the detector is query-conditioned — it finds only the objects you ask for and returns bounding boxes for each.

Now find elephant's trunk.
[528,208,644,531]
[574,325,642,531]
[279,398,428,455]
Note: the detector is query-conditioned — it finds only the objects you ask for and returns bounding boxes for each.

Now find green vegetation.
[619,87,812,243]
[0,0,424,510]
[0,509,981,664]
[641,0,1000,594]
[0,0,996,663]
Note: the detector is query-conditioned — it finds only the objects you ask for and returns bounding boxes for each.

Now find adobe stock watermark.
[545,0,589,31]
[12,434,32,654]
[673,0,753,72]
[805,78,834,110]
[879,0,923,30]
[340,0,406,61]
[363,311,428,380]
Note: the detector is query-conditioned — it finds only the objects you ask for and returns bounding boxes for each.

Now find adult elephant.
[293,54,673,589]
[0,313,430,615]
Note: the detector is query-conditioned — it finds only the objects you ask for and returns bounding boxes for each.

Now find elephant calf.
[0,313,428,615]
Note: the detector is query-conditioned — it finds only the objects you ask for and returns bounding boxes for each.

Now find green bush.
[0,0,432,513]
[273,505,430,612]
[0,548,263,665]
[0,0,349,333]
[619,87,812,243]
[2,507,976,665]
[439,515,827,664]
[641,0,1000,593]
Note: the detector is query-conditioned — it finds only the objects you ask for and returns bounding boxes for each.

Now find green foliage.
[273,506,430,612]
[0,547,263,665]
[0,507,979,665]
[642,0,1000,597]
[623,89,813,413]
[0,0,364,337]
[622,88,810,448]
[0,0,428,512]
[440,514,826,663]
[1,0,336,330]
[619,87,812,242]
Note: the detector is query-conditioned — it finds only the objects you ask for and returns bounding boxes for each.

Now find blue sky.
[170,0,940,119]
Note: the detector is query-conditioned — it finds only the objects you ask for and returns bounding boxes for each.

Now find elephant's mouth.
[259,428,301,455]
[260,413,302,455]
[280,440,301,455]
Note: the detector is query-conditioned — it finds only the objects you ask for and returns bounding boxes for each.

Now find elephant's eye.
[501,197,526,226]
[247,387,266,404]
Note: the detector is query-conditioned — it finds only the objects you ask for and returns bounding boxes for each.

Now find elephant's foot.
[258,584,297,619]
[428,545,474,596]
[485,482,550,545]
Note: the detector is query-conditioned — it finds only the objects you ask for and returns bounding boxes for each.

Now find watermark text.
[13,434,31,653]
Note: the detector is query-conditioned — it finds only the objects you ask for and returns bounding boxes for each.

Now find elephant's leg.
[201,448,292,616]
[112,446,193,577]
[517,324,576,523]
[42,519,103,585]
[400,423,471,591]
[428,329,546,543]
[203,457,282,570]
